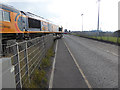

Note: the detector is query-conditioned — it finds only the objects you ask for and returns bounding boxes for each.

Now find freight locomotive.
[0,3,63,40]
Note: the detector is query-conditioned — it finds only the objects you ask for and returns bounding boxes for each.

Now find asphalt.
[52,39,88,88]
[63,35,118,88]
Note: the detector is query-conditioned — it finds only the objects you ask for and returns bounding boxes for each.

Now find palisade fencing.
[4,34,54,88]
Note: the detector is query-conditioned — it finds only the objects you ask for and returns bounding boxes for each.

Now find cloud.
[47,0,99,30]
[1,0,119,31]
[47,0,119,31]
[0,0,49,3]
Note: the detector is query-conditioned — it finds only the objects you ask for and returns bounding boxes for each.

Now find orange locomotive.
[0,3,63,39]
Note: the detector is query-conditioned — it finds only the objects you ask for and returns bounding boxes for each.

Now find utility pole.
[81,14,84,32]
[97,0,101,36]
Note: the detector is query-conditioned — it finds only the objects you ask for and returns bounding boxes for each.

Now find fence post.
[25,41,30,83]
[43,35,46,55]
[117,32,119,45]
[0,34,2,57]
[16,42,22,88]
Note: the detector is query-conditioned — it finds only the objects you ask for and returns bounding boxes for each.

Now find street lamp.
[97,0,101,35]
[81,14,84,32]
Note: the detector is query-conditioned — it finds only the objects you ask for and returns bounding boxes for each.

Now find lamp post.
[97,0,101,36]
[81,14,84,32]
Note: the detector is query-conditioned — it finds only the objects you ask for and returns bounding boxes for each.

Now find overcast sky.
[1,0,119,32]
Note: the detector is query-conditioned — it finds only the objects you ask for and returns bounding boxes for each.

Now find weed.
[23,42,55,88]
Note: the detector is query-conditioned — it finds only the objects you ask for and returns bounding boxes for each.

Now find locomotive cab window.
[0,10,3,21]
[3,11,10,21]
[28,18,41,29]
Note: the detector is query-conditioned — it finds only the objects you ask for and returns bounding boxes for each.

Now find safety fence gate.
[3,34,54,88]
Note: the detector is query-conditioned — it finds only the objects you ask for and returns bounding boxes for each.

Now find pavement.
[52,39,88,88]
[51,35,118,88]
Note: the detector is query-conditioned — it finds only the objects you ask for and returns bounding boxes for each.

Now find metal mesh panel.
[1,34,54,88]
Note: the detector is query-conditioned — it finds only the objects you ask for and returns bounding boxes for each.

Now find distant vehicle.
[0,3,63,40]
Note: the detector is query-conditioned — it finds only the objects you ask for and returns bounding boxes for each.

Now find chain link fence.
[72,31,120,44]
[1,34,54,88]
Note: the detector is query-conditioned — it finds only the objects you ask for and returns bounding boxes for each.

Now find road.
[62,35,118,88]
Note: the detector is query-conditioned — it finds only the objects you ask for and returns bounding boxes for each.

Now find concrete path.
[52,39,88,88]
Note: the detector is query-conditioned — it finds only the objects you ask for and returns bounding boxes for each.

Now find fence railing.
[72,31,120,44]
[2,34,54,88]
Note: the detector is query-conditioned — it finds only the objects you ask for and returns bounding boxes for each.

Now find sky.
[0,0,119,32]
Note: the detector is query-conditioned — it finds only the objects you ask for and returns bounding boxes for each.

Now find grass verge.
[71,33,120,44]
[23,42,55,88]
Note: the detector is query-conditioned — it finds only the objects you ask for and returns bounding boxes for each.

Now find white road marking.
[49,40,58,89]
[67,35,118,57]
[103,50,118,57]
[64,40,92,90]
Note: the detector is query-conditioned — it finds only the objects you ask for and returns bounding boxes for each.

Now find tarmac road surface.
[51,35,118,88]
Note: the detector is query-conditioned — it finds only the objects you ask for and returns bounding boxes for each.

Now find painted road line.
[49,40,58,89]
[64,40,92,89]
[104,50,118,57]
[68,35,118,57]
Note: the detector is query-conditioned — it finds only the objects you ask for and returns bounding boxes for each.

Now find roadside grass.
[9,38,55,88]
[23,69,47,88]
[71,33,80,37]
[23,42,55,88]
[71,33,120,44]
[93,36,119,43]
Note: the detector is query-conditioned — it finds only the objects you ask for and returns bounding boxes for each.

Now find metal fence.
[2,34,54,88]
[72,31,120,44]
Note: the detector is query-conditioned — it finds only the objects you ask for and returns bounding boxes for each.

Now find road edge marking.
[63,40,92,89]
[70,35,118,57]
[49,40,58,89]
